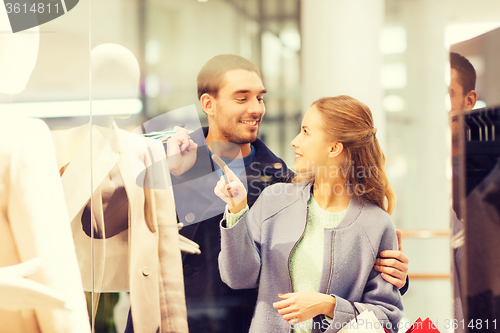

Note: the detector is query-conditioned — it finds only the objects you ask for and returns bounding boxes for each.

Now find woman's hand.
[272,292,336,325]
[213,165,248,214]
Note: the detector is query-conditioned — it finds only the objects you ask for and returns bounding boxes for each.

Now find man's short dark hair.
[450,52,476,95]
[197,54,261,100]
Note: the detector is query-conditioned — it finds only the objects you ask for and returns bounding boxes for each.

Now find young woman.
[214,95,403,333]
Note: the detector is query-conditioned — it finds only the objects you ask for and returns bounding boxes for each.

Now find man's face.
[211,69,266,144]
[449,68,466,112]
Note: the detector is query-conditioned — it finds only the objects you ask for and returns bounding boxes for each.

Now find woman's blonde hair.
[294,95,396,215]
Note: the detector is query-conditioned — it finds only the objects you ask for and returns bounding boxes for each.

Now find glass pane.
[141,1,301,332]
[89,0,152,332]
[450,24,500,327]
[0,0,92,331]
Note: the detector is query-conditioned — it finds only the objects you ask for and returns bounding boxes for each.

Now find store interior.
[1,0,500,331]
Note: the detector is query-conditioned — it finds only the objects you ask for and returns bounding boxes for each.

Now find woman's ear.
[329,142,343,157]
[200,93,215,116]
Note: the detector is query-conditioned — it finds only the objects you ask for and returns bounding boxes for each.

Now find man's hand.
[374,230,409,289]
[166,126,198,177]
[273,292,336,325]
[176,223,201,254]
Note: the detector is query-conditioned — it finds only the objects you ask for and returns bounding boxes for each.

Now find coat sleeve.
[218,187,270,290]
[325,223,404,333]
[8,118,91,333]
[140,135,189,332]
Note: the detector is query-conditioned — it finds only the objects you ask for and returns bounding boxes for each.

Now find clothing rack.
[461,105,500,326]
[464,106,500,142]
[463,106,500,195]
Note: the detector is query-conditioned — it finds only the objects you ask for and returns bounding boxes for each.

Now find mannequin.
[0,7,91,333]
[0,8,39,95]
[0,258,66,311]
[51,43,189,333]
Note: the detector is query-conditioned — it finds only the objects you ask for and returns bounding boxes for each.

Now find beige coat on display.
[51,122,188,333]
[0,115,91,333]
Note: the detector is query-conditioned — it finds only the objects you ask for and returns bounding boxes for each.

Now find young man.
[450,52,478,159]
[167,54,409,332]
[450,52,478,214]
[449,51,477,333]
[449,52,478,113]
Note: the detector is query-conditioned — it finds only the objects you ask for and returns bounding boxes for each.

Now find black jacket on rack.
[461,106,500,327]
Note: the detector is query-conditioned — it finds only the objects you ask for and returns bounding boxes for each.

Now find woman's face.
[291,106,333,175]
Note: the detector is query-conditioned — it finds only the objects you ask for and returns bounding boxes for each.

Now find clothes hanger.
[482,110,493,141]
[484,109,496,141]
[477,113,489,141]
[471,115,483,141]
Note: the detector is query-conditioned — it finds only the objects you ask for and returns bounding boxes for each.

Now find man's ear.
[329,142,343,157]
[200,93,215,116]
[465,90,478,110]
